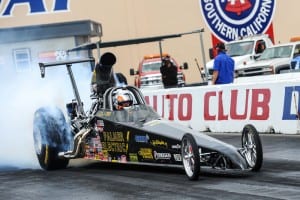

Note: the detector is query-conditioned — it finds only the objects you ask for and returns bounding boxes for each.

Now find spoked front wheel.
[241,124,263,171]
[181,134,200,180]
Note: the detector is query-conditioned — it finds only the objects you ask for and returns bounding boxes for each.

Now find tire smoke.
[0,63,92,170]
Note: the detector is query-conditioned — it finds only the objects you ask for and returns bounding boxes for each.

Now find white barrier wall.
[142,73,300,135]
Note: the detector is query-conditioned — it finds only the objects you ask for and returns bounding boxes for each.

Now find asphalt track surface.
[1,133,300,200]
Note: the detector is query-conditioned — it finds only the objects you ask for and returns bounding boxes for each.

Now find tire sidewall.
[181,133,200,180]
[242,124,263,171]
[33,107,71,170]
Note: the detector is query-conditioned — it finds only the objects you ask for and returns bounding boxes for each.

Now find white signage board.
[143,73,300,134]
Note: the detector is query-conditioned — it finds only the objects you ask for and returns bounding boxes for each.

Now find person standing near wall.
[160,55,178,88]
[212,42,235,85]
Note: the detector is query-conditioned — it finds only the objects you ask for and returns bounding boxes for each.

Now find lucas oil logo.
[199,0,276,42]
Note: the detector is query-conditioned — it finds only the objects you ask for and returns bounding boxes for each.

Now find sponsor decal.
[85,135,102,159]
[118,155,127,163]
[129,153,138,162]
[96,111,112,117]
[151,139,168,148]
[102,131,126,153]
[173,154,182,162]
[103,131,124,142]
[171,144,181,149]
[102,142,126,153]
[135,134,149,143]
[0,0,70,17]
[153,151,171,160]
[126,131,130,152]
[38,50,67,62]
[138,148,153,160]
[199,0,276,41]
[104,112,112,117]
[95,120,104,132]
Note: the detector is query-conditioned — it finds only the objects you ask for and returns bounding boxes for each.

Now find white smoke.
[0,62,92,170]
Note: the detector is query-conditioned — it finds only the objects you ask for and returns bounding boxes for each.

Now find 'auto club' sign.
[199,0,276,42]
[0,0,69,16]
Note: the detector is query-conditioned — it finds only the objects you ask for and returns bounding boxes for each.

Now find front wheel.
[241,124,263,171]
[181,134,200,180]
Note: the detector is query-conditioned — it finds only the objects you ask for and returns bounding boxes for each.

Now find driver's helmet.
[113,89,133,110]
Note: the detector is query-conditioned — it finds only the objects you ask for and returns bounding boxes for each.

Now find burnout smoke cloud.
[0,61,92,170]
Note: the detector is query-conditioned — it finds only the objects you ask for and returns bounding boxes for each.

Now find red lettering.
[204,91,216,120]
[144,95,157,111]
[204,88,270,121]
[178,94,192,120]
[250,89,270,120]
[218,91,228,120]
[167,94,177,120]
[144,96,150,105]
[152,95,157,111]
[230,89,249,119]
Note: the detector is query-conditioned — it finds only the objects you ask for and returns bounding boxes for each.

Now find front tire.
[241,124,263,171]
[181,134,200,180]
[33,106,72,170]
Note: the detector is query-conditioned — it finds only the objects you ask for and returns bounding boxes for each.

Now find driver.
[113,89,134,110]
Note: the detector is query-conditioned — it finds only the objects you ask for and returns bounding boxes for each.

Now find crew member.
[212,42,235,85]
[160,56,178,88]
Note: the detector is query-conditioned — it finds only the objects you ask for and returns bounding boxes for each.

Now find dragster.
[33,52,263,180]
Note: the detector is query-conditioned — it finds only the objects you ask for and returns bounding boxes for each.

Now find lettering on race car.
[102,131,127,153]
[96,111,112,118]
[134,134,149,143]
[153,151,171,160]
[103,131,124,142]
[110,155,127,163]
[173,154,182,162]
[204,89,271,120]
[151,139,168,148]
[138,148,154,160]
[102,142,126,153]
[0,0,69,17]
[171,144,181,149]
[129,153,138,162]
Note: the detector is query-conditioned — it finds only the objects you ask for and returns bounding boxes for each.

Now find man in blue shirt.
[212,42,235,85]
[291,56,300,70]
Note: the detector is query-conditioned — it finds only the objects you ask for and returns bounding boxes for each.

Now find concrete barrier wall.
[142,73,300,134]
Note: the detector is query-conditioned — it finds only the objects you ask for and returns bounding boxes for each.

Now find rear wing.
[38,57,95,116]
[38,57,95,78]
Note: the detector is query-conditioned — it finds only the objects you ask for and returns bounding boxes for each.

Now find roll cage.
[102,86,147,110]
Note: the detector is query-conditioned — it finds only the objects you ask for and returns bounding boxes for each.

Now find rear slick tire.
[33,106,71,170]
[181,134,200,180]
